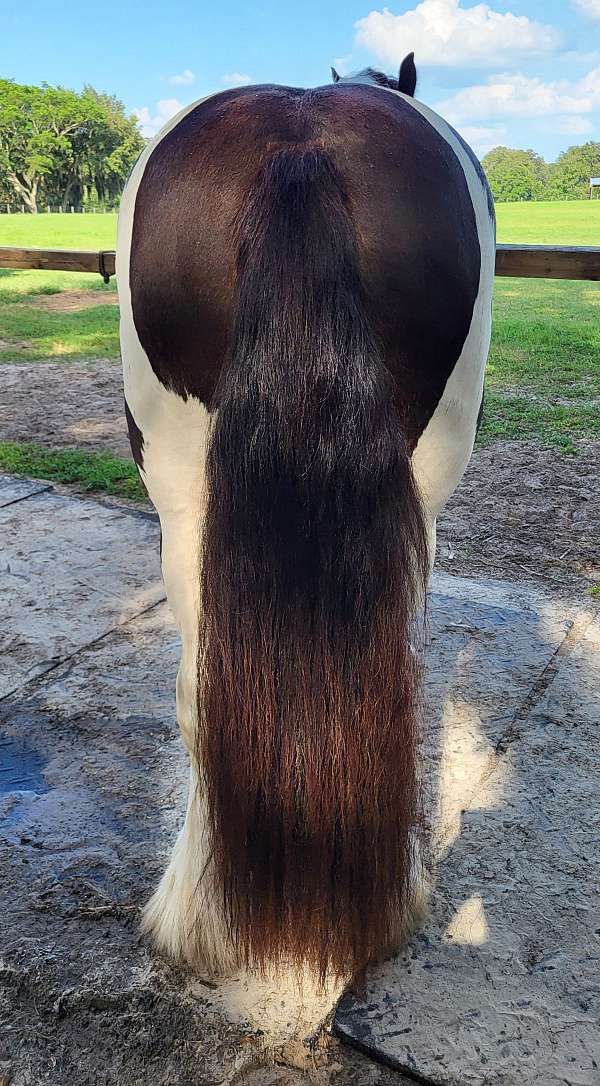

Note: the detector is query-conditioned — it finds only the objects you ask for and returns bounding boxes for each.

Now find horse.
[117,56,495,998]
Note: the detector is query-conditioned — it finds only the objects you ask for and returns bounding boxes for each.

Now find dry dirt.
[0,360,130,457]
[20,289,118,313]
[1,361,598,1084]
[1,359,598,599]
[437,438,599,597]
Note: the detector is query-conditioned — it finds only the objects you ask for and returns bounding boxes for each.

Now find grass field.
[0,202,598,496]
[2,201,599,247]
[0,212,118,249]
[0,441,141,499]
[495,200,600,245]
[0,214,119,359]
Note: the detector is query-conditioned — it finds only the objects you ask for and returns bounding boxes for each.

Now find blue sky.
[3,0,599,161]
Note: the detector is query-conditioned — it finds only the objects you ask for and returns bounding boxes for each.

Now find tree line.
[1,77,599,212]
[481,144,599,202]
[0,79,143,213]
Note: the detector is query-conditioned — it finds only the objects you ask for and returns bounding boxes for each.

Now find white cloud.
[333,54,353,76]
[220,72,253,86]
[355,0,560,69]
[134,98,184,138]
[168,68,196,86]
[578,67,600,98]
[545,116,593,135]
[459,123,507,156]
[573,0,600,18]
[436,69,600,124]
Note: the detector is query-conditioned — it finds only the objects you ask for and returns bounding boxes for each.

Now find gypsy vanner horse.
[117,58,495,991]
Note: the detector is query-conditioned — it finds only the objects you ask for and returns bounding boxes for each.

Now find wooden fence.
[0,244,600,281]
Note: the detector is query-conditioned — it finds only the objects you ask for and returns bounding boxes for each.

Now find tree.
[481,147,549,202]
[46,86,143,211]
[548,142,600,200]
[0,79,143,212]
[0,80,91,212]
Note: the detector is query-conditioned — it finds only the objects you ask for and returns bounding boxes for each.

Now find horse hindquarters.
[117,82,494,986]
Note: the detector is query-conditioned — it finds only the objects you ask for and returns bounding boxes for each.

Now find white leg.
[140,476,237,974]
[427,517,437,577]
[142,762,238,974]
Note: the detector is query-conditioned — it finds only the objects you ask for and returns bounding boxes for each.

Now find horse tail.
[199,147,429,982]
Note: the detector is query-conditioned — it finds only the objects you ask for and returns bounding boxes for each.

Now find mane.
[364,67,398,90]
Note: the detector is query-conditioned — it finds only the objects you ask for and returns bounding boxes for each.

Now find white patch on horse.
[117,93,233,974]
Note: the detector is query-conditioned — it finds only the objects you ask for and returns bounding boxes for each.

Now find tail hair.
[198,147,429,981]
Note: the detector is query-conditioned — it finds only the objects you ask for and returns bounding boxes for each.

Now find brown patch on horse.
[129,83,480,448]
[124,397,144,469]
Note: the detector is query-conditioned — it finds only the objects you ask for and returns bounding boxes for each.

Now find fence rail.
[1,244,600,281]
[495,244,600,281]
[0,246,116,282]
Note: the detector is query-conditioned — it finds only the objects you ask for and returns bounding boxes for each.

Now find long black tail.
[198,147,429,981]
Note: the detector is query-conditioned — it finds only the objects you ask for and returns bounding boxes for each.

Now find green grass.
[0,268,115,302]
[0,291,119,361]
[0,210,118,336]
[0,204,598,468]
[0,211,117,249]
[0,213,118,359]
[478,394,600,454]
[0,441,145,501]
[3,203,598,250]
[495,200,600,246]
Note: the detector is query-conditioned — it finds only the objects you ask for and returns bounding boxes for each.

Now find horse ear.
[331,67,340,83]
[398,52,417,96]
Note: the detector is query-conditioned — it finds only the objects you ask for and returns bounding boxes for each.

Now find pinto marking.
[123,398,144,470]
[118,65,495,1002]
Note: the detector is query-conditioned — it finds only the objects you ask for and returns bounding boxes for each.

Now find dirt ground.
[1,359,598,599]
[0,360,130,457]
[2,478,597,1086]
[1,359,598,1084]
[0,477,419,1086]
[438,438,600,596]
[18,289,118,313]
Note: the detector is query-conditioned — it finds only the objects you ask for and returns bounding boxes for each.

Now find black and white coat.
[116,67,495,1009]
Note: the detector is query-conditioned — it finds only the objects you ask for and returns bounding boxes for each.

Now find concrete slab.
[335,608,600,1086]
[0,472,52,507]
[0,476,597,1084]
[0,483,164,697]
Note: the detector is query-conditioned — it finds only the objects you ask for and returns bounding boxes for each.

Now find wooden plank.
[0,246,116,279]
[495,243,600,280]
[0,244,599,282]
